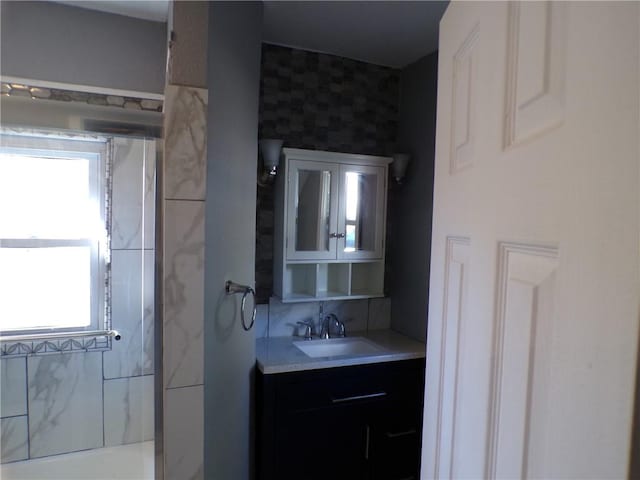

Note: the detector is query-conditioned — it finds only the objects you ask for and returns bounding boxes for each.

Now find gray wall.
[0,1,166,94]
[204,3,262,479]
[389,52,438,341]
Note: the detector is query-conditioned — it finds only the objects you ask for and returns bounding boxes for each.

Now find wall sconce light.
[258,138,283,185]
[391,153,410,185]
[258,139,283,186]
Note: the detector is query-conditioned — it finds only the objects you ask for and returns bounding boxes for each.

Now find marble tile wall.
[28,353,104,458]
[104,375,154,446]
[163,85,207,201]
[1,357,26,418]
[162,85,207,480]
[163,201,205,389]
[164,385,203,480]
[1,417,28,463]
[1,357,29,463]
[111,138,156,250]
[0,136,156,464]
[257,297,391,339]
[103,250,155,378]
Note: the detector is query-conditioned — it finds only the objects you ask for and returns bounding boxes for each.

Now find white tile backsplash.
[104,375,154,446]
[263,297,390,338]
[28,353,103,458]
[268,297,320,338]
[1,357,26,418]
[165,385,203,480]
[1,416,28,463]
[367,297,391,331]
[104,249,155,379]
[323,299,368,333]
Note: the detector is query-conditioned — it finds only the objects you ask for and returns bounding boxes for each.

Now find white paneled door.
[423,2,640,479]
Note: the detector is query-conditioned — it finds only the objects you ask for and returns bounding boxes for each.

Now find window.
[0,133,109,338]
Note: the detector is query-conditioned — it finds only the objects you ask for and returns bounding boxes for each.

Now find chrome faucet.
[296,321,314,340]
[320,313,346,339]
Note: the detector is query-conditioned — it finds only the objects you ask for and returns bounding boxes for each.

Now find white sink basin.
[293,337,383,358]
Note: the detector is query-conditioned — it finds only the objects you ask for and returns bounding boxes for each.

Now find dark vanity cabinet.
[256,359,425,480]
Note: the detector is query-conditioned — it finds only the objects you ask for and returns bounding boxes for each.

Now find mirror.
[295,169,332,251]
[343,171,377,253]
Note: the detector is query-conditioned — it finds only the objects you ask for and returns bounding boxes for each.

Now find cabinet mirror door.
[337,165,385,260]
[286,160,339,260]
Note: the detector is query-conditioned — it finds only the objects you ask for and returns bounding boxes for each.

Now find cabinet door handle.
[331,392,387,404]
[385,428,417,439]
[365,424,370,460]
[336,233,345,238]
[329,232,338,238]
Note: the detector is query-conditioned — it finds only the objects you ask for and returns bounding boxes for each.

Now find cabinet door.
[337,164,386,260]
[276,404,368,480]
[368,403,422,480]
[286,160,339,261]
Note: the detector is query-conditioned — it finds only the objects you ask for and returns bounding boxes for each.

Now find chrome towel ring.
[225,280,256,331]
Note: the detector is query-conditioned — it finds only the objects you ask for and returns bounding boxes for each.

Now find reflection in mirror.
[295,169,331,251]
[344,172,377,253]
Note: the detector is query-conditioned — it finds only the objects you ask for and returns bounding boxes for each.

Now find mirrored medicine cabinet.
[273,148,391,302]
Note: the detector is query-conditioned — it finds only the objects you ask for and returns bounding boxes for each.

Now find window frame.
[0,132,110,339]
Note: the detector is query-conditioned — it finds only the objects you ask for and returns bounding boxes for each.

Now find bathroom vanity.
[273,149,392,302]
[261,148,424,478]
[256,331,425,480]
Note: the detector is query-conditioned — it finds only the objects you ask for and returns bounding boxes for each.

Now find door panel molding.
[486,242,559,479]
[428,2,639,478]
[434,236,470,478]
[504,2,567,148]
[450,24,479,174]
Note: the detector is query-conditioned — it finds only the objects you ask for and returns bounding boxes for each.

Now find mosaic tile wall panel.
[1,82,162,112]
[259,44,400,154]
[256,44,400,303]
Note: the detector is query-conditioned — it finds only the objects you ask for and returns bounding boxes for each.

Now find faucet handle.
[296,321,314,340]
[337,321,346,338]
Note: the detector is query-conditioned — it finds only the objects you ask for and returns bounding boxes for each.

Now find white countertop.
[256,329,426,374]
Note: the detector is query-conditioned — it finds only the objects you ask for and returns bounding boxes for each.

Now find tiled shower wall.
[256,44,400,303]
[0,137,156,463]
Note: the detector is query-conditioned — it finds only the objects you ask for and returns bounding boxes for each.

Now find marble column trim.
[161,82,208,480]
[163,85,208,201]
